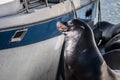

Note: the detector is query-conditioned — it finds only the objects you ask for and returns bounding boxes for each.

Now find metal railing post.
[23,0,29,13]
[45,0,48,7]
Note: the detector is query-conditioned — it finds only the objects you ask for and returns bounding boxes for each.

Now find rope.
[98,0,102,27]
[69,0,77,19]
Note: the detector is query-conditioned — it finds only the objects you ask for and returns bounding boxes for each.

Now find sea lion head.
[56,19,86,35]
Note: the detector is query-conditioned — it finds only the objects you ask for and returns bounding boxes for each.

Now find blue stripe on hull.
[0,12,74,50]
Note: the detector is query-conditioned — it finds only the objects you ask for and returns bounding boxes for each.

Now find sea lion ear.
[80,26,85,30]
[56,21,68,32]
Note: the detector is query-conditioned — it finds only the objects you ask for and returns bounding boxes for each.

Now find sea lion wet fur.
[57,19,120,80]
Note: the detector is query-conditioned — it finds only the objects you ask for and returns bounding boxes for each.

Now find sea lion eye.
[68,21,73,26]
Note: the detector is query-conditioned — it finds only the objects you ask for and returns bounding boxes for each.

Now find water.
[101,0,120,24]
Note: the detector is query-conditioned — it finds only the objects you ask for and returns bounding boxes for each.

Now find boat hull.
[0,0,98,80]
[0,35,64,80]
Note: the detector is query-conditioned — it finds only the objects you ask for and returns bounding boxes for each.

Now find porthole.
[10,29,28,43]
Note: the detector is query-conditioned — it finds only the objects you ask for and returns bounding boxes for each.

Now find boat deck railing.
[21,0,65,13]
[0,0,65,17]
[0,0,95,17]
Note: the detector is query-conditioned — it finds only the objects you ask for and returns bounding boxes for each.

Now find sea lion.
[103,49,120,70]
[93,21,120,53]
[93,21,114,45]
[57,19,120,80]
[105,33,120,52]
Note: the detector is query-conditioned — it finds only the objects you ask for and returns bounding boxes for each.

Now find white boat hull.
[0,35,64,80]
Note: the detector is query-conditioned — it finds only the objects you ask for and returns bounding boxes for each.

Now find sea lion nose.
[56,21,68,32]
[56,21,61,28]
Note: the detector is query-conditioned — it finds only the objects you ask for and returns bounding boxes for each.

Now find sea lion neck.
[64,28,93,55]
